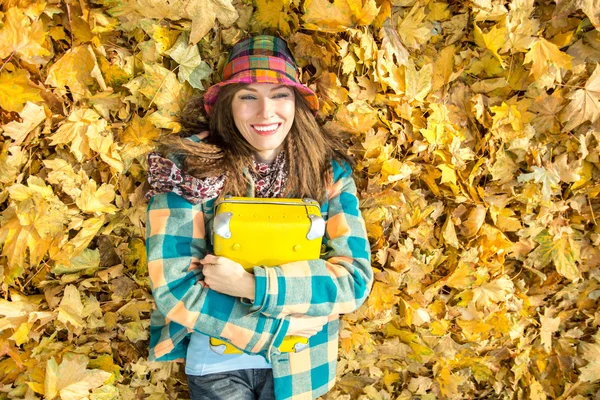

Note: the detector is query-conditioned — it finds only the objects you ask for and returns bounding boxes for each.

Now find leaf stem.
[589,196,597,226]
[0,51,16,74]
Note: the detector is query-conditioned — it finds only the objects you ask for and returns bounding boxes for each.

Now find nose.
[257,96,274,119]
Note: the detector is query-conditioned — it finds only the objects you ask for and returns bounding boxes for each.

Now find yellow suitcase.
[210,196,325,355]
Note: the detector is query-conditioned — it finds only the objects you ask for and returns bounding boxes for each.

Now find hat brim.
[203,70,319,115]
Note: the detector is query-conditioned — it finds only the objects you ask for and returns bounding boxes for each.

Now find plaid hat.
[204,35,319,114]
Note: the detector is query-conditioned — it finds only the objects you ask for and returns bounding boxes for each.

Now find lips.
[252,123,281,135]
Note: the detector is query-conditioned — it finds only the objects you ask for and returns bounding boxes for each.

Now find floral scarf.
[145,151,288,203]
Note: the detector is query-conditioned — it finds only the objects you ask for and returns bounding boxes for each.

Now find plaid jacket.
[146,160,373,399]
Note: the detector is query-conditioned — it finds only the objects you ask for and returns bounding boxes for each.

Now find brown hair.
[160,84,353,201]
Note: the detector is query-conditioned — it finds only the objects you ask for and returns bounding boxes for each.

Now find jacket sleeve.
[251,161,373,318]
[146,192,289,358]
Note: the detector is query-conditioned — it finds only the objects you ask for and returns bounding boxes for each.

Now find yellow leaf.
[51,248,100,275]
[430,319,450,336]
[120,114,160,166]
[381,158,412,182]
[1,101,46,146]
[9,322,33,346]
[87,128,124,173]
[0,177,68,280]
[404,60,432,103]
[366,281,399,318]
[43,158,87,199]
[0,7,50,63]
[382,369,400,390]
[303,0,379,32]
[445,262,475,289]
[529,378,547,400]
[488,147,518,184]
[334,101,379,134]
[397,3,432,49]
[540,310,560,353]
[471,275,514,309]
[45,353,112,400]
[432,45,456,91]
[48,108,108,162]
[474,23,508,65]
[0,68,42,112]
[317,72,349,106]
[490,102,523,132]
[45,45,107,101]
[442,215,459,248]
[579,332,600,383]
[560,63,600,132]
[437,366,460,398]
[254,0,293,36]
[438,164,457,185]
[57,285,85,333]
[138,63,191,130]
[76,180,118,215]
[0,145,26,185]
[50,217,104,266]
[524,37,572,81]
[528,229,581,281]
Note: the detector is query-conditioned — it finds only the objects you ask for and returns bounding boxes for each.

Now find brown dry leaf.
[560,63,600,132]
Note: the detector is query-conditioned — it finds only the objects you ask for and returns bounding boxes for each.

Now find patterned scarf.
[145,151,289,203]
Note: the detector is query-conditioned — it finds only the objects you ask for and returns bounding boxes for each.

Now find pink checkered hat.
[204,36,319,114]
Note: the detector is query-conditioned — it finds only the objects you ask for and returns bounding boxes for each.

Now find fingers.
[200,254,220,264]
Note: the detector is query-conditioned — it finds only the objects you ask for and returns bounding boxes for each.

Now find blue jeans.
[187,369,275,400]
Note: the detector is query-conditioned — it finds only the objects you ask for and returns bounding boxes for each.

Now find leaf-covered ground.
[1,0,600,398]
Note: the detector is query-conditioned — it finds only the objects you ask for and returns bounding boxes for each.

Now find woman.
[145,35,373,400]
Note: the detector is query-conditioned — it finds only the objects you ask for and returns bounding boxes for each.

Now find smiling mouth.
[252,123,281,135]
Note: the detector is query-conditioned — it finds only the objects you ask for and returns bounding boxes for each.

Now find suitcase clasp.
[306,214,325,240]
[214,212,233,239]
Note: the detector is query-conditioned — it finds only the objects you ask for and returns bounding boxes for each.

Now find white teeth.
[253,124,279,132]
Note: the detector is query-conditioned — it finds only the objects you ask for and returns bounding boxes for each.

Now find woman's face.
[231,83,295,163]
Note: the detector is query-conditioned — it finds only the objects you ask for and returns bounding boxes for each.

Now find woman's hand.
[287,315,330,337]
[201,254,255,300]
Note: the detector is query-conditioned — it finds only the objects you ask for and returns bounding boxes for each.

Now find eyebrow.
[239,85,291,92]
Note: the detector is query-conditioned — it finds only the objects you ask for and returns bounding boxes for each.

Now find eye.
[273,92,291,99]
[238,94,256,100]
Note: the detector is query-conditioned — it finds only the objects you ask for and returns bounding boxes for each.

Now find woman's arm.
[251,161,373,319]
[146,192,289,358]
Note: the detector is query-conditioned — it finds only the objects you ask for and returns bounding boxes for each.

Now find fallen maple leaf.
[560,63,600,132]
[528,229,581,281]
[1,101,46,145]
[0,68,42,112]
[45,45,107,101]
[45,353,112,400]
[303,0,379,32]
[0,7,50,63]
[524,37,572,81]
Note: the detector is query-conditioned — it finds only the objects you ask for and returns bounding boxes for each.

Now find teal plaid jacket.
[146,160,373,399]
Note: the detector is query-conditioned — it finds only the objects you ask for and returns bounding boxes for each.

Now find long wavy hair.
[160,83,353,201]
